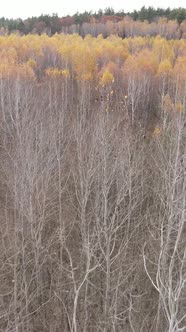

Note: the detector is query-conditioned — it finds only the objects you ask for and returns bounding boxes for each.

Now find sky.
[1,0,186,19]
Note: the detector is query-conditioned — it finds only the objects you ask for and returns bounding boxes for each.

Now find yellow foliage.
[137,50,158,74]
[158,59,172,75]
[174,57,186,80]
[107,61,117,74]
[81,73,93,81]
[163,94,174,112]
[61,69,70,78]
[27,58,37,68]
[46,68,61,78]
[99,68,114,86]
[0,34,184,90]
[18,63,36,80]
[153,36,174,62]
[174,102,184,113]
[45,67,70,79]
[0,47,18,64]
[72,45,97,81]
[152,127,161,138]
[0,61,13,78]
[0,61,35,80]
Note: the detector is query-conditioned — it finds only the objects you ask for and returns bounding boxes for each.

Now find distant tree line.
[0,7,185,36]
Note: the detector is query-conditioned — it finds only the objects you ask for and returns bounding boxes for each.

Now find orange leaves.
[122,50,158,77]
[0,33,184,91]
[106,61,117,75]
[136,50,158,75]
[122,55,137,76]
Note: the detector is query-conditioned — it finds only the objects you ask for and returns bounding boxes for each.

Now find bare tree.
[143,111,186,332]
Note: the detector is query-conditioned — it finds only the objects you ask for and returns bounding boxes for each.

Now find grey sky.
[1,0,186,19]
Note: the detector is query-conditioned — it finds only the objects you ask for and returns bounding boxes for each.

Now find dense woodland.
[0,23,185,332]
[0,7,186,37]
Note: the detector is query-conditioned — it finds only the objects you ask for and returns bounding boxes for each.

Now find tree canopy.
[0,7,185,36]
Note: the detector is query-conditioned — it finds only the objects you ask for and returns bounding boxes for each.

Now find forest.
[0,16,185,332]
[0,7,186,36]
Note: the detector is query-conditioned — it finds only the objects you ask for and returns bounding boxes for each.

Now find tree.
[143,110,186,331]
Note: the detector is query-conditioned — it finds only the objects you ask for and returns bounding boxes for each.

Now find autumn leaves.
[0,33,185,123]
[0,34,185,84]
